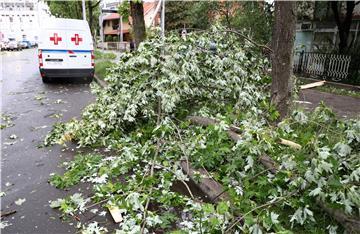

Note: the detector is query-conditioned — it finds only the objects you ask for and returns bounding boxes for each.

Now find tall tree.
[270,1,296,120]
[87,1,101,38]
[130,1,146,47]
[331,1,360,53]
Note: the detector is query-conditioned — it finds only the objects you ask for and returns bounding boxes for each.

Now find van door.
[66,30,92,69]
[41,30,69,69]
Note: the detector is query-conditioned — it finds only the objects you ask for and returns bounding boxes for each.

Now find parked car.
[0,41,9,51]
[21,40,32,48]
[30,41,38,47]
[18,41,27,49]
[8,38,20,51]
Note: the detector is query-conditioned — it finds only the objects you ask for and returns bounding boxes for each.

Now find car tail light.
[38,49,43,67]
[91,50,95,67]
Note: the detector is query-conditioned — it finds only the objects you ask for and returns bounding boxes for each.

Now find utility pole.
[120,16,123,42]
[161,0,165,39]
[82,0,86,20]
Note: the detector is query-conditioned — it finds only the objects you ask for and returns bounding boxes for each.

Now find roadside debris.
[0,221,12,229]
[0,210,16,218]
[108,207,124,223]
[279,138,302,149]
[44,29,360,233]
[30,125,48,131]
[0,114,14,129]
[9,134,17,140]
[49,113,63,119]
[3,141,17,146]
[300,80,326,90]
[294,100,312,104]
[14,198,26,206]
[34,95,45,101]
[54,99,65,104]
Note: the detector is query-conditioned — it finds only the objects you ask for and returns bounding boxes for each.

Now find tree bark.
[87,1,100,40]
[270,1,296,120]
[87,1,93,36]
[331,1,356,53]
[130,1,146,48]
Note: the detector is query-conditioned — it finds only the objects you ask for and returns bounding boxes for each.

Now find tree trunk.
[87,1,94,37]
[130,1,146,48]
[270,1,296,120]
[331,1,356,54]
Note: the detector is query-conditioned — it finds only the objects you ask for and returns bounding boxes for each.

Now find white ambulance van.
[38,18,94,83]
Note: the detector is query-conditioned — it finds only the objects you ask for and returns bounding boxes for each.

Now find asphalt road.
[1,49,96,233]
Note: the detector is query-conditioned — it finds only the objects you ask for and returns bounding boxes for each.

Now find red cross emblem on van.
[71,34,83,45]
[50,33,62,45]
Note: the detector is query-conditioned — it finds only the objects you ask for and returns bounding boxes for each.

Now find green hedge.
[94,60,115,80]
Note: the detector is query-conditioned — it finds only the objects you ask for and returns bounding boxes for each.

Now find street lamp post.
[82,0,86,20]
[161,0,165,39]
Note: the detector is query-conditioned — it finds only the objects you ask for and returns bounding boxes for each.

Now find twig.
[154,163,195,200]
[141,97,162,234]
[210,189,228,203]
[248,168,273,182]
[83,198,108,210]
[170,119,190,174]
[225,190,298,233]
[201,165,214,181]
[0,210,16,218]
[223,29,272,52]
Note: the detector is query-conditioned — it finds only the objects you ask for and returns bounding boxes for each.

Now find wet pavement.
[1,49,96,233]
[299,89,360,118]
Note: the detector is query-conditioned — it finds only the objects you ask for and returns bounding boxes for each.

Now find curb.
[298,76,360,91]
[94,74,108,88]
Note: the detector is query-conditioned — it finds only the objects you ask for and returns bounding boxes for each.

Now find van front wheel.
[42,76,51,83]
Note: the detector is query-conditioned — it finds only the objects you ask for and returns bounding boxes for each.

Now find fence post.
[323,54,330,80]
[298,50,304,73]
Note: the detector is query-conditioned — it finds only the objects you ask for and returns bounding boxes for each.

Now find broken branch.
[300,81,326,90]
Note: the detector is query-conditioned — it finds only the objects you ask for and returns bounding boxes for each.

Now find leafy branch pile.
[46,28,360,233]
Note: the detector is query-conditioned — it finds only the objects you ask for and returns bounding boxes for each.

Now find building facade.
[100,0,160,43]
[0,0,52,42]
[295,2,360,52]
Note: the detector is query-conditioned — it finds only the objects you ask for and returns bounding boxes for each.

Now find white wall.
[0,0,52,42]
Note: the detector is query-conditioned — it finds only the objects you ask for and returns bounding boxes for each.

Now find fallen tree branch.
[279,138,302,150]
[0,210,16,218]
[223,29,273,53]
[300,81,326,90]
[188,115,360,233]
[141,97,162,234]
[187,116,242,134]
[317,199,360,234]
[180,160,230,202]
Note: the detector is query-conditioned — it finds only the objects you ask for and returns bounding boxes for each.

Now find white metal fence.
[293,52,352,81]
[97,42,130,52]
